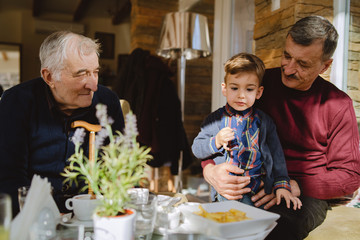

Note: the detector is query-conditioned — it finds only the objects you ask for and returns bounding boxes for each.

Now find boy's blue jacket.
[192,106,290,201]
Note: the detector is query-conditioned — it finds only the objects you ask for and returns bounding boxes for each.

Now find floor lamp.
[156,11,211,192]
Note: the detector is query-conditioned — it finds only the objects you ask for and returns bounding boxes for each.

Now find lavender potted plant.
[62,104,152,239]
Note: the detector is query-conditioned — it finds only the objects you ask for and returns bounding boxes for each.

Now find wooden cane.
[71,120,101,198]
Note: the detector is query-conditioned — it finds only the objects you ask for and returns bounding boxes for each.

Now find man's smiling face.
[47,49,99,114]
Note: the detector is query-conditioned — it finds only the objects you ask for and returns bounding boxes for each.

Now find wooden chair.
[120,99,131,116]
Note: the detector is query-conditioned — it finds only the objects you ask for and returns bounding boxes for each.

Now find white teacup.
[65,194,100,221]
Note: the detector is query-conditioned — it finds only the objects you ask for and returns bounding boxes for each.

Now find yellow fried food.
[193,205,251,223]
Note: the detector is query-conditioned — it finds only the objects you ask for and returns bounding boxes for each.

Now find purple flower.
[125,113,138,137]
[124,112,138,147]
[71,128,86,145]
[96,104,114,127]
[96,104,109,126]
[107,117,114,125]
[95,128,109,148]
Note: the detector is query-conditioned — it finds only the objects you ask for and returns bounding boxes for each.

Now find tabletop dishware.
[65,194,100,221]
[0,193,12,240]
[180,201,280,239]
[129,189,158,240]
[60,212,94,228]
[155,205,180,236]
[17,186,30,211]
[18,185,54,212]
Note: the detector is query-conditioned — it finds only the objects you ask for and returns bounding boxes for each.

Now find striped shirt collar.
[225,103,253,118]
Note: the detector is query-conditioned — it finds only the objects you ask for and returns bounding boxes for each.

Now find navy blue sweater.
[0,77,124,215]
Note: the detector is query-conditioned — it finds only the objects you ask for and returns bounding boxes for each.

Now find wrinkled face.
[43,50,99,114]
[281,35,332,91]
[222,72,263,111]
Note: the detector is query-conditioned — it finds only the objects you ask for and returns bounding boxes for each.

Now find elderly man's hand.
[203,163,251,200]
[251,187,276,210]
[251,179,301,209]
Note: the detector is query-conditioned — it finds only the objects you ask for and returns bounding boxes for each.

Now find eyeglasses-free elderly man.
[0,31,124,216]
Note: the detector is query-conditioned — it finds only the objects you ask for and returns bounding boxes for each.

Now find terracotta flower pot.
[93,209,136,240]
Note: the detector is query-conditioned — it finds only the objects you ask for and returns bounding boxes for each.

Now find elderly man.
[0,31,124,215]
[202,16,360,239]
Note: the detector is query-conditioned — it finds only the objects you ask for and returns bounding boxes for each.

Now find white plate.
[208,222,277,240]
[153,222,277,240]
[179,201,280,239]
[60,215,93,228]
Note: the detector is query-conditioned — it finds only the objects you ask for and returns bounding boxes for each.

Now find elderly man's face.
[45,50,99,114]
[280,35,333,91]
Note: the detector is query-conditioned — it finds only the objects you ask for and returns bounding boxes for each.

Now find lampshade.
[156,12,211,60]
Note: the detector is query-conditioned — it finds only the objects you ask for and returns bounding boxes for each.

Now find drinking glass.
[0,193,12,240]
[17,186,30,211]
[18,186,54,212]
[130,191,158,240]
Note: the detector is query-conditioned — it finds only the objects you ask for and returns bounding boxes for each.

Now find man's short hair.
[39,31,101,81]
[288,15,338,61]
[224,53,265,85]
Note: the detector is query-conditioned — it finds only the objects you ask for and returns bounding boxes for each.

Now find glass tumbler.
[17,186,30,211]
[0,193,12,240]
[131,193,158,240]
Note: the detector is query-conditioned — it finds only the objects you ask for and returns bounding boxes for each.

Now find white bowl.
[179,201,280,239]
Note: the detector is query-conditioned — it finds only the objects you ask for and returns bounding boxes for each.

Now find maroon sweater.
[255,68,360,199]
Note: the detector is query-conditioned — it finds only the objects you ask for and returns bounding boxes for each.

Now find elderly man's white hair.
[39,31,101,81]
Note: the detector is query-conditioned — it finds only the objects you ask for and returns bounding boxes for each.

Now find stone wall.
[131,0,178,53]
[254,0,360,124]
[348,1,360,120]
[254,0,333,69]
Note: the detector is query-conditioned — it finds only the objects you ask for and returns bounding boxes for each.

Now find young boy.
[192,53,301,210]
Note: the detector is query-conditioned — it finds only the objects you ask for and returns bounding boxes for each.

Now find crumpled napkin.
[10,174,61,240]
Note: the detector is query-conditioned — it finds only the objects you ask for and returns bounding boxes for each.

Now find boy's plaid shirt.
[209,104,291,194]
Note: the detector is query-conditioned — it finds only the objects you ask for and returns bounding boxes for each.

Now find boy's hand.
[215,127,235,150]
[252,179,302,210]
[276,188,302,210]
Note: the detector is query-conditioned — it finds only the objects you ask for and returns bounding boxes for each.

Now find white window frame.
[211,0,233,111]
[331,0,350,91]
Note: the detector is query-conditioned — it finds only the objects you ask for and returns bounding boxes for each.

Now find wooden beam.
[33,0,42,17]
[112,0,132,25]
[73,0,92,22]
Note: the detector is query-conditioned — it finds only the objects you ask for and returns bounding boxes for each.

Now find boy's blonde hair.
[224,53,265,85]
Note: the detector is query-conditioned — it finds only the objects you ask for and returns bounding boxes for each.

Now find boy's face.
[222,72,263,111]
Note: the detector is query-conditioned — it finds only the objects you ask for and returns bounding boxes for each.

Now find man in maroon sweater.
[202,16,360,239]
